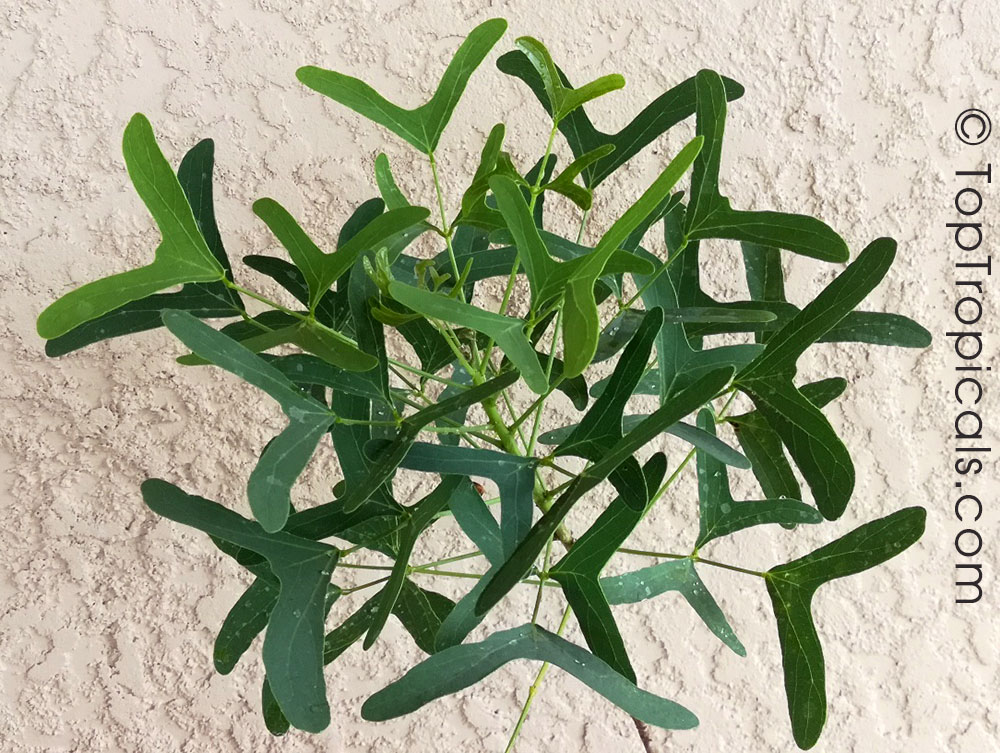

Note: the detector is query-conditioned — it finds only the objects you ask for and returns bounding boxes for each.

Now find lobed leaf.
[693,409,822,549]
[141,480,338,733]
[37,114,227,339]
[684,70,848,263]
[602,558,745,656]
[297,19,507,153]
[497,52,744,187]
[161,310,335,532]
[361,624,698,729]
[475,366,734,618]
[550,453,667,681]
[765,507,926,748]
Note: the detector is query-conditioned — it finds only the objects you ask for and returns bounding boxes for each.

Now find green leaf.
[387,280,547,393]
[262,579,451,734]
[161,310,335,532]
[602,558,745,656]
[44,285,239,357]
[262,354,388,405]
[44,138,244,355]
[141,479,338,733]
[734,239,897,520]
[476,366,734,617]
[297,19,507,153]
[550,453,667,681]
[454,228,652,294]
[561,137,703,377]
[38,114,227,339]
[447,482,504,566]
[391,580,456,654]
[488,137,702,378]
[364,476,464,649]
[765,507,926,749]
[497,52,744,187]
[242,255,344,326]
[253,198,429,312]
[349,251,394,407]
[553,308,662,463]
[515,36,625,123]
[453,123,518,229]
[821,311,932,348]
[395,442,535,557]
[741,241,785,343]
[339,370,519,512]
[693,409,822,549]
[738,239,898,381]
[361,623,698,729]
[729,379,846,501]
[684,71,848,263]
[543,144,615,209]
[214,577,279,674]
[539,415,749,469]
[632,246,764,403]
[738,380,853,521]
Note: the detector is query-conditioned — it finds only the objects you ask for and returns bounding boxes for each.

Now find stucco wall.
[2,1,996,751]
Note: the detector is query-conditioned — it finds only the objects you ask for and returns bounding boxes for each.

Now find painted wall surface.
[2,1,996,751]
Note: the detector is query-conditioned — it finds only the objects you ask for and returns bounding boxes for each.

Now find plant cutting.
[36,17,931,751]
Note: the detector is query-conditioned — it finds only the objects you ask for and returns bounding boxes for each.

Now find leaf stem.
[504,605,572,753]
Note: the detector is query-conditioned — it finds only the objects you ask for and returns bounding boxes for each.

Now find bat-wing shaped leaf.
[37,114,227,339]
[261,578,453,735]
[728,378,846,502]
[693,409,822,549]
[387,280,547,393]
[253,198,429,313]
[338,370,519,512]
[297,19,507,153]
[44,138,244,355]
[765,507,926,749]
[476,366,734,617]
[395,442,535,557]
[141,479,339,733]
[561,137,703,376]
[550,453,667,681]
[602,558,745,656]
[497,51,744,187]
[735,239,897,520]
[514,36,624,123]
[363,476,465,649]
[161,310,336,532]
[737,239,898,381]
[361,623,698,730]
[684,71,847,263]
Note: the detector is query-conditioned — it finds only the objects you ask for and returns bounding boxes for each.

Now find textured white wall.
[2,1,997,751]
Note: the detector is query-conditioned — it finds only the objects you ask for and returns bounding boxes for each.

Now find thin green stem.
[526,307,563,455]
[529,536,554,624]
[575,208,590,244]
[504,605,573,753]
[340,576,391,594]
[418,551,484,568]
[615,238,689,318]
[615,548,767,578]
[480,124,560,375]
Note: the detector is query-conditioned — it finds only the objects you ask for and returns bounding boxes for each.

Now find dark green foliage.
[37,18,928,752]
